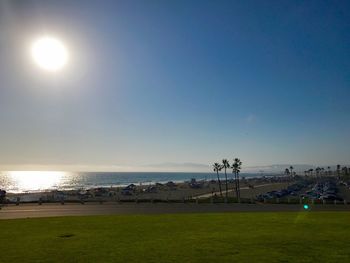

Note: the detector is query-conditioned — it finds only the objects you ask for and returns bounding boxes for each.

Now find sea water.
[0,171,263,193]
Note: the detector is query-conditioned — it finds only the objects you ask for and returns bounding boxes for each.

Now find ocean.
[0,171,265,193]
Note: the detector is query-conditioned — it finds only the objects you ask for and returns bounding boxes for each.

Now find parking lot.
[257,177,350,203]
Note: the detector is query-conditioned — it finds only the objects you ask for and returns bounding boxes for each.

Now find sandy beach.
[2,175,350,220]
[3,175,350,214]
[4,176,293,203]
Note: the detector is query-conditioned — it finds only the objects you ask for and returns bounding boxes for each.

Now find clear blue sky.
[0,0,349,171]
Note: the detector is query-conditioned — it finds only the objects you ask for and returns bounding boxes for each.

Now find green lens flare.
[303,204,309,210]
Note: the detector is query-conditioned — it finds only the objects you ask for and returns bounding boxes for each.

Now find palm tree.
[309,168,314,177]
[222,159,230,198]
[284,168,290,177]
[315,167,321,177]
[337,164,341,178]
[342,166,348,176]
[212,163,223,197]
[289,166,294,176]
[232,158,242,201]
[327,166,331,176]
[285,168,290,185]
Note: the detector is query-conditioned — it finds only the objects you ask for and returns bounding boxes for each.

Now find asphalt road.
[1,202,349,219]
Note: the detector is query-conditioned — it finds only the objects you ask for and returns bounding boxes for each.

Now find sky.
[0,0,349,171]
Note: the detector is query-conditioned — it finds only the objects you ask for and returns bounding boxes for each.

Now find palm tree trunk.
[232,172,236,198]
[237,172,241,201]
[216,171,222,196]
[235,172,239,199]
[224,168,228,199]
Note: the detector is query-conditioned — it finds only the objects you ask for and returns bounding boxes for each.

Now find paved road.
[1,202,349,219]
[195,183,276,198]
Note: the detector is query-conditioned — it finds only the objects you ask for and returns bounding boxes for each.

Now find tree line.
[284,164,350,178]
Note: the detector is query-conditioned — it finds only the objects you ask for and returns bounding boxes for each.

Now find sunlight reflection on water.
[1,171,67,193]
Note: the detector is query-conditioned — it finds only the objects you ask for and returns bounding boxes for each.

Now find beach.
[3,175,293,203]
[2,173,350,217]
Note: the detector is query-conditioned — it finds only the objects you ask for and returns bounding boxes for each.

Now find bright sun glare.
[8,171,66,192]
[31,36,69,72]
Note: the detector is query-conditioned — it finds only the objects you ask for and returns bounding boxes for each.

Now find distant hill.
[1,163,348,173]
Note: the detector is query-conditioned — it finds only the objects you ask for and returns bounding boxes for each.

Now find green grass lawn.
[0,212,349,263]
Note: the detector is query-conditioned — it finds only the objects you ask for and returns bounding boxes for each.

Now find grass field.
[0,212,349,262]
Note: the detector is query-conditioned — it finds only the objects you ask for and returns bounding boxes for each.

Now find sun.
[31,36,69,72]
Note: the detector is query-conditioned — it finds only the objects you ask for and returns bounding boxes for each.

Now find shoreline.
[0,172,282,194]
[4,174,349,204]
[3,176,294,203]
